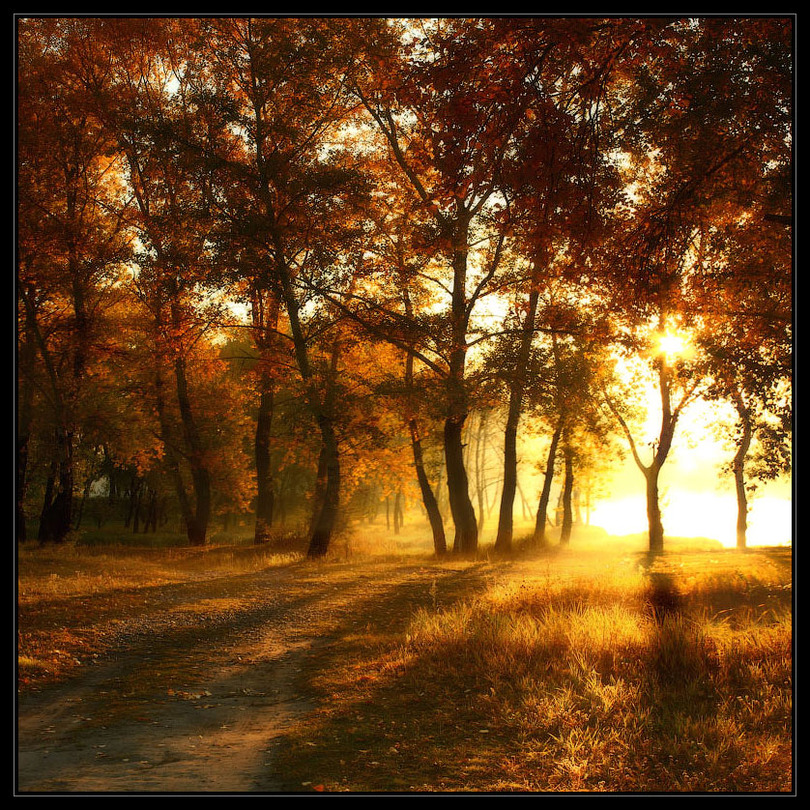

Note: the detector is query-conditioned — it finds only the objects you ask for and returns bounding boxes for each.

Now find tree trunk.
[307,416,340,558]
[124,475,137,528]
[731,390,753,550]
[409,419,447,555]
[37,428,74,544]
[154,365,199,545]
[144,491,159,533]
[733,464,748,550]
[74,475,95,531]
[643,360,680,554]
[645,465,665,554]
[21,285,74,545]
[444,211,478,555]
[132,484,143,534]
[17,428,30,544]
[495,395,520,553]
[252,289,280,545]
[559,445,574,546]
[174,354,211,547]
[276,254,342,558]
[608,352,685,555]
[533,420,563,547]
[474,412,488,530]
[254,378,276,544]
[393,489,403,534]
[309,445,328,536]
[16,318,36,544]
[496,275,541,553]
[445,415,478,554]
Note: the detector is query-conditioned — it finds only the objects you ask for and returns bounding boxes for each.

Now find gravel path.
[16,559,488,794]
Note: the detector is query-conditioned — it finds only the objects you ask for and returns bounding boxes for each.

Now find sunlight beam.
[656,329,693,362]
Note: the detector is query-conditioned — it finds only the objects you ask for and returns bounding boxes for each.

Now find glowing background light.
[656,329,693,361]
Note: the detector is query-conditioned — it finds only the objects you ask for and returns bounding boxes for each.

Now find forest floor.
[15,527,794,795]
[16,540,495,793]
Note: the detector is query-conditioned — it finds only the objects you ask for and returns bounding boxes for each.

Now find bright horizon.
[494,369,793,550]
[587,480,792,549]
[571,397,792,548]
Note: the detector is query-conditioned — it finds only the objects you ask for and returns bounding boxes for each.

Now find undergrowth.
[278,545,792,793]
[17,535,793,793]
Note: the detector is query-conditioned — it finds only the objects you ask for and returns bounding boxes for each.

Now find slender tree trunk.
[74,476,94,531]
[643,361,681,554]
[37,470,55,544]
[22,287,74,545]
[150,288,212,547]
[474,412,488,531]
[516,479,530,520]
[144,491,159,533]
[533,420,563,547]
[174,354,211,546]
[733,465,749,550]
[435,465,447,523]
[253,290,280,544]
[559,445,574,546]
[393,489,403,534]
[444,215,478,554]
[496,276,541,553]
[573,487,582,525]
[495,394,521,552]
[645,465,665,554]
[403,340,447,554]
[409,419,447,555]
[17,426,30,544]
[731,390,753,550]
[277,265,342,559]
[154,365,197,545]
[309,445,328,535]
[132,485,142,534]
[445,415,478,554]
[16,316,37,544]
[307,415,340,558]
[37,428,74,544]
[124,475,137,528]
[254,379,276,544]
[606,351,688,555]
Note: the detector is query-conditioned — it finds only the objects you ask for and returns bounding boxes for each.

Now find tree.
[601,16,792,553]
[404,349,448,555]
[87,17,232,545]
[488,17,643,553]
[198,18,372,556]
[603,320,702,553]
[17,18,132,543]
[695,189,792,548]
[350,18,555,553]
[517,280,616,549]
[355,180,450,555]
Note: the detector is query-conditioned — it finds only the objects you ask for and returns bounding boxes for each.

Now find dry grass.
[16,531,793,793]
[16,536,304,688]
[17,536,302,600]
[277,541,793,793]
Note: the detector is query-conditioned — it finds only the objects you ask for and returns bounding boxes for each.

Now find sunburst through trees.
[17,16,792,556]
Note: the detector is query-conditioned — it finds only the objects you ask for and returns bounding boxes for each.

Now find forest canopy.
[16,15,793,557]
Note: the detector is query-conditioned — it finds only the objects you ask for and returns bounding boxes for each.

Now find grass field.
[16,526,793,793]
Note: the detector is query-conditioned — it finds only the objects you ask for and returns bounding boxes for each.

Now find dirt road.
[16,558,488,794]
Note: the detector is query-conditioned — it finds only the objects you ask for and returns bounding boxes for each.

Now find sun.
[656,329,692,361]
